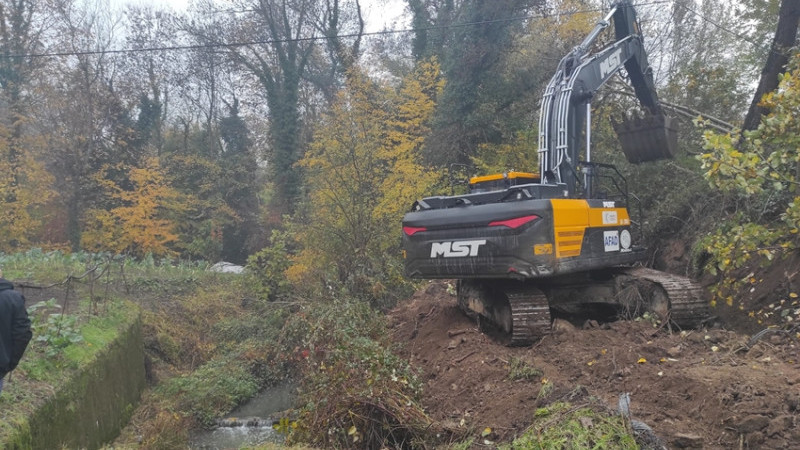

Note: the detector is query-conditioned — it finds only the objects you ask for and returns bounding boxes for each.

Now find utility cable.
[2,0,672,59]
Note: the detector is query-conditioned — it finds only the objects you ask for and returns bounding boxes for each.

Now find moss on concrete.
[3,303,146,450]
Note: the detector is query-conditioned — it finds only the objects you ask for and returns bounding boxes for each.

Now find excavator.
[401,0,710,345]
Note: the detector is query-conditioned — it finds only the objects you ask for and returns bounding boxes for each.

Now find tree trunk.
[742,0,800,132]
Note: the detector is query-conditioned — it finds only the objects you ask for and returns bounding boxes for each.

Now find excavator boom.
[538,0,676,197]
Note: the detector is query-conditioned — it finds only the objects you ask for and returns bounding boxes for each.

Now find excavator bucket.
[613,114,678,163]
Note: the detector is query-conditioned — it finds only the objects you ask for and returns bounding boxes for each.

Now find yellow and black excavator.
[401,0,710,345]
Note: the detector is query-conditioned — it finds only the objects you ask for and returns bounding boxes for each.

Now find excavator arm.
[538,0,675,197]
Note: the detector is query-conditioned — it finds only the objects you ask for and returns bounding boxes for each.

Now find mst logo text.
[430,240,486,258]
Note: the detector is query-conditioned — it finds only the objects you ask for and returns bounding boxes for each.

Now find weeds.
[538,380,554,399]
[508,357,543,381]
[160,357,260,427]
[284,298,434,448]
[28,299,84,357]
[1,299,138,444]
[502,401,638,449]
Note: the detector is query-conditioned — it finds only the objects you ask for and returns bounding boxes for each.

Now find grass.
[0,297,140,444]
[0,250,264,448]
[502,401,638,450]
[0,248,223,291]
[507,357,544,381]
[159,356,261,426]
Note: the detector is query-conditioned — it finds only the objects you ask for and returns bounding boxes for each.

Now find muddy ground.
[388,281,800,449]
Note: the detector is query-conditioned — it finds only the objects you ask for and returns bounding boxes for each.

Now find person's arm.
[9,295,32,371]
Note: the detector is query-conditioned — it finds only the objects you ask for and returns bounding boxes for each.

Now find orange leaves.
[0,126,56,251]
[82,157,181,257]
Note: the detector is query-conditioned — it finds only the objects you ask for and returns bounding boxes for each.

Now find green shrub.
[28,300,84,358]
[160,357,259,427]
[246,230,294,302]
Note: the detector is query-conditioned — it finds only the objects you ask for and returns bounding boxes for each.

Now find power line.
[4,0,672,59]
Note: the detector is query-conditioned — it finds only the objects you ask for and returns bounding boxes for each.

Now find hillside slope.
[389,281,799,448]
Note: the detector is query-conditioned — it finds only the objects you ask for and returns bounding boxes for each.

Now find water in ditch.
[189,382,295,449]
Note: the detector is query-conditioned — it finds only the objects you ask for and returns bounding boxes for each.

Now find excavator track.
[505,286,552,346]
[620,267,710,329]
[456,267,708,347]
[457,281,552,346]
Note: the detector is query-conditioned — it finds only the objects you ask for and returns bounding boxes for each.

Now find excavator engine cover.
[613,114,678,163]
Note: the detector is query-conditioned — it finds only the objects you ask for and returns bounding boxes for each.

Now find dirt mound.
[389,281,800,448]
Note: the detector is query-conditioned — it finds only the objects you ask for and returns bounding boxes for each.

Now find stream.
[189,382,296,449]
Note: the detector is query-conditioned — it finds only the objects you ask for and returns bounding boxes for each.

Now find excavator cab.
[613,114,678,163]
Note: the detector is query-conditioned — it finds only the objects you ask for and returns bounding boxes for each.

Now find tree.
[698,52,800,308]
[742,0,800,131]
[408,0,543,165]
[659,0,751,124]
[162,149,236,261]
[468,0,596,174]
[0,0,55,249]
[292,60,443,304]
[0,0,44,174]
[82,157,181,257]
[190,0,365,215]
[121,6,181,156]
[218,99,263,263]
[42,0,135,250]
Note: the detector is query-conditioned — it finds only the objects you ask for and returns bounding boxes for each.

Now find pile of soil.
[388,281,800,449]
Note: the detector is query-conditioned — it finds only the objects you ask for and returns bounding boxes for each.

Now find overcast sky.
[112,0,408,33]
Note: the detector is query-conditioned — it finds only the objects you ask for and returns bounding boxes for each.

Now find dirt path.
[388,281,800,448]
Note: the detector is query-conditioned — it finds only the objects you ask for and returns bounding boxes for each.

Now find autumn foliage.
[290,60,444,303]
[82,157,182,257]
[698,52,800,309]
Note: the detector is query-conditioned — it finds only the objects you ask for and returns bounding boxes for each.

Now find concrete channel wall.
[4,309,146,450]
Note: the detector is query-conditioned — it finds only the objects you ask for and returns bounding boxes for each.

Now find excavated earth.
[388,280,800,449]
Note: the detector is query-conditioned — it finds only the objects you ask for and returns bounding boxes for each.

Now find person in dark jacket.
[0,269,32,396]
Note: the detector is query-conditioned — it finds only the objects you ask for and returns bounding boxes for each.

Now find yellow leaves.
[292,61,445,284]
[698,55,800,304]
[472,131,539,175]
[347,424,362,443]
[550,0,597,41]
[82,157,180,257]
[637,357,647,364]
[0,131,56,251]
[81,209,118,253]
